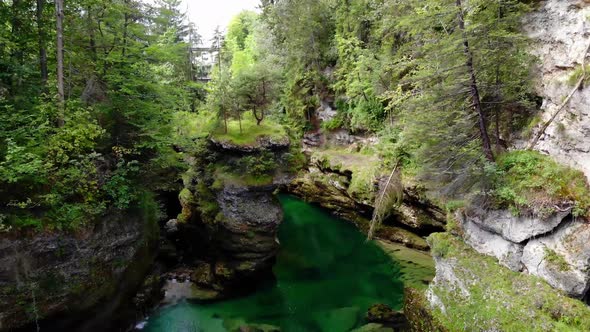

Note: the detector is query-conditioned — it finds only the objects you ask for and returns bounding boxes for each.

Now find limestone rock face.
[175,137,288,300]
[465,207,570,243]
[288,151,444,249]
[215,183,282,277]
[522,220,590,298]
[0,212,157,331]
[524,0,590,179]
[458,206,590,299]
[461,219,524,272]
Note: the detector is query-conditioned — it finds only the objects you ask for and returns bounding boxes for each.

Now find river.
[142,195,405,332]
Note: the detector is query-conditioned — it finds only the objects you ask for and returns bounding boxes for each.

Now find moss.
[427,233,590,331]
[544,247,571,272]
[492,150,590,217]
[428,233,453,258]
[313,147,381,202]
[377,240,435,290]
[403,287,448,332]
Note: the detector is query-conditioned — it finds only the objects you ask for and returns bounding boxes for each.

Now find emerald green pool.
[143,195,404,332]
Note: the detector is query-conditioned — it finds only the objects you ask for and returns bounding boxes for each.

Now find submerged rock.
[366,304,407,329]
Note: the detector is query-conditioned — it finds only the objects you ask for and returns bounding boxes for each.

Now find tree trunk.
[36,0,48,86]
[55,0,65,126]
[122,0,129,57]
[11,0,23,65]
[222,106,228,134]
[237,108,243,134]
[456,0,494,162]
[253,107,264,126]
[88,6,97,62]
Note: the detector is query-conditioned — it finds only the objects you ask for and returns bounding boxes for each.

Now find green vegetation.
[492,150,590,217]
[0,0,195,230]
[211,112,287,146]
[428,233,590,331]
[567,64,590,87]
[544,247,571,272]
[313,147,381,202]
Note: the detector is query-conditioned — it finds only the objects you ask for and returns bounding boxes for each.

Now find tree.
[391,0,532,194]
[233,63,280,125]
[55,0,64,126]
[37,0,48,86]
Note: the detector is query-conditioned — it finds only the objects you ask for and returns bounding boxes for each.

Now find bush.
[492,150,590,217]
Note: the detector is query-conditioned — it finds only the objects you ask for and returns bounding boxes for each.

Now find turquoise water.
[144,195,404,332]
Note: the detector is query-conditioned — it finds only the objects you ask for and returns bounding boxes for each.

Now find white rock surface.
[461,218,524,272]
[525,0,590,179]
[522,219,590,298]
[465,207,569,243]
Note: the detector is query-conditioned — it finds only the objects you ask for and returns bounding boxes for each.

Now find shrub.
[492,150,590,217]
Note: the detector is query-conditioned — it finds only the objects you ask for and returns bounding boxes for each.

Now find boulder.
[465,207,570,243]
[215,183,282,276]
[461,218,524,272]
[522,219,590,298]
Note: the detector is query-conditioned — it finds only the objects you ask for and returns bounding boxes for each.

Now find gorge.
[4,0,590,331]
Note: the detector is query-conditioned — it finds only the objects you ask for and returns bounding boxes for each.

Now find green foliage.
[103,161,141,210]
[0,0,190,230]
[567,64,590,87]
[239,150,276,177]
[492,150,590,217]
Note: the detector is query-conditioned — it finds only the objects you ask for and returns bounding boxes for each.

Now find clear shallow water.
[144,195,404,332]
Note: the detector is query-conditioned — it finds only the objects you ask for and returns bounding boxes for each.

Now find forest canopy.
[0,0,543,230]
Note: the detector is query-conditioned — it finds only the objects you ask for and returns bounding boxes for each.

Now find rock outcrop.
[458,206,590,299]
[522,219,590,298]
[524,0,590,179]
[0,211,158,331]
[288,148,444,250]
[420,233,590,331]
[173,136,289,299]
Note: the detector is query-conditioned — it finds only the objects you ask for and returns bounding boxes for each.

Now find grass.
[173,111,217,140]
[567,64,590,87]
[211,111,287,146]
[427,232,590,331]
[492,150,590,217]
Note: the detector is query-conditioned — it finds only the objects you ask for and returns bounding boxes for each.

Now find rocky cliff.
[458,207,590,299]
[525,0,590,178]
[0,208,158,331]
[288,140,445,251]
[410,1,590,329]
[167,135,291,300]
